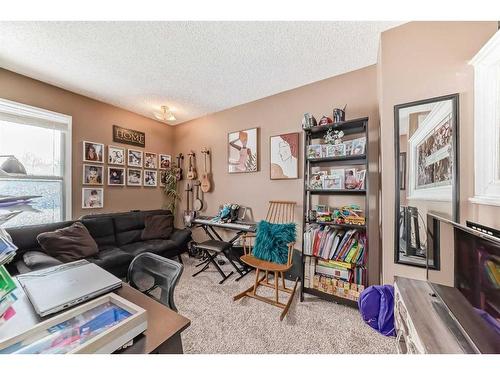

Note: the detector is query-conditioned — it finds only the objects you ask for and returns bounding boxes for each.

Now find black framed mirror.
[394,93,459,268]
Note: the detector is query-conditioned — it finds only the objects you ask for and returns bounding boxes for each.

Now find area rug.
[174,254,396,354]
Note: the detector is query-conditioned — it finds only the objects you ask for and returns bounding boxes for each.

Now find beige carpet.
[174,254,396,354]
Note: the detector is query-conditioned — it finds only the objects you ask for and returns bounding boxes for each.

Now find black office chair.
[127,252,183,312]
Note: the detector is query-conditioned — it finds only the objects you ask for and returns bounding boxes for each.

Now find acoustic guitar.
[200,147,212,193]
[175,153,184,181]
[186,151,197,180]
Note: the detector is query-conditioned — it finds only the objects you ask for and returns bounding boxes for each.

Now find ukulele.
[175,153,184,181]
[200,147,212,193]
[186,151,197,180]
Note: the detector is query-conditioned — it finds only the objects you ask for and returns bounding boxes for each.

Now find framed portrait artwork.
[228,127,258,173]
[270,132,299,180]
[127,149,143,167]
[159,170,167,187]
[144,152,157,169]
[144,170,158,187]
[108,145,125,165]
[82,188,104,209]
[108,167,125,186]
[83,141,104,163]
[82,164,103,185]
[159,154,171,170]
[127,168,142,186]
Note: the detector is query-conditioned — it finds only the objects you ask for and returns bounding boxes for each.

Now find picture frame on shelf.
[127,168,142,186]
[159,154,171,170]
[108,167,125,186]
[127,149,143,168]
[356,169,366,190]
[83,141,104,163]
[344,168,358,189]
[144,170,158,187]
[327,143,346,158]
[82,164,103,185]
[108,145,125,165]
[307,144,323,159]
[351,137,366,156]
[270,132,299,180]
[144,152,157,169]
[82,188,104,209]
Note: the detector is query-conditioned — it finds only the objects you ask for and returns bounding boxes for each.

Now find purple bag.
[358,284,395,336]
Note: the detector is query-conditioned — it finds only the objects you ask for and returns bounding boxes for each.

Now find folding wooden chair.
[233,201,299,321]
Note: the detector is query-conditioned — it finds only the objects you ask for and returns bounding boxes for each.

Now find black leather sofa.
[6,209,191,278]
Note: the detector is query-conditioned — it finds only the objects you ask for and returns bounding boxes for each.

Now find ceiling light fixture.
[154,105,176,123]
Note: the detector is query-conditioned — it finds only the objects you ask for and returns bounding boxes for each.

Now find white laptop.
[17,259,122,317]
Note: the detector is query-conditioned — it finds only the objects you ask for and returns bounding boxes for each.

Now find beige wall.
[173,65,381,283]
[379,21,498,283]
[0,68,174,219]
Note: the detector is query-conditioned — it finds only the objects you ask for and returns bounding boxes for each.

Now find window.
[470,30,500,206]
[0,98,72,227]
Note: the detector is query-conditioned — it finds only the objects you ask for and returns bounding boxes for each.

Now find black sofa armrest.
[169,228,192,251]
[23,251,63,269]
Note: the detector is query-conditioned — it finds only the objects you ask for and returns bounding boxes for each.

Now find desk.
[0,281,190,354]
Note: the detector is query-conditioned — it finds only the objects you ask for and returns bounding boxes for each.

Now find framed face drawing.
[270,132,299,180]
[144,152,158,169]
[82,188,104,209]
[108,167,125,186]
[228,128,258,173]
[144,170,158,187]
[159,154,171,170]
[127,168,142,186]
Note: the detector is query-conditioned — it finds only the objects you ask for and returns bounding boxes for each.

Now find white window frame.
[0,98,72,220]
[470,30,500,207]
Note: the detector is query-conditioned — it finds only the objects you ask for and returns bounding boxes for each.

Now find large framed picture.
[270,132,299,180]
[127,168,142,186]
[144,152,157,169]
[108,145,125,165]
[144,170,158,187]
[108,167,125,186]
[159,154,171,170]
[228,127,258,173]
[82,188,104,209]
[127,149,143,168]
[83,141,104,163]
[82,164,104,185]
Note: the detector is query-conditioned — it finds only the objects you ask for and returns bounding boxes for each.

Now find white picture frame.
[108,167,125,186]
[82,188,104,209]
[144,152,158,169]
[159,170,167,187]
[82,164,104,185]
[108,145,125,165]
[127,168,142,186]
[83,141,105,163]
[159,154,171,170]
[127,149,143,168]
[144,170,158,187]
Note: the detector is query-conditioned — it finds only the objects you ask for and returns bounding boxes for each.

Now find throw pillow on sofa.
[252,220,296,264]
[37,222,98,262]
[141,214,174,240]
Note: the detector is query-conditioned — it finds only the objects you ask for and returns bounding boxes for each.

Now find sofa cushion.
[23,251,62,269]
[87,246,134,271]
[37,222,99,262]
[113,213,144,246]
[121,239,177,257]
[82,216,116,247]
[141,214,174,240]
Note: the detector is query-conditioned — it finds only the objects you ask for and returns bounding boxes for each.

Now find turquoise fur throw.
[252,220,296,264]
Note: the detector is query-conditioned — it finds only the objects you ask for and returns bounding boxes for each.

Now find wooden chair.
[233,201,298,321]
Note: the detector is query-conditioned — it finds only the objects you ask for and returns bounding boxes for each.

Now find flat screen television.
[426,214,500,353]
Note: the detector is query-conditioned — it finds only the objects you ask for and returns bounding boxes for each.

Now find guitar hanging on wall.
[200,147,212,193]
[175,153,184,181]
[186,151,197,180]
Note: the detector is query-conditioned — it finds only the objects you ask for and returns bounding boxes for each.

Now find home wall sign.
[113,125,146,148]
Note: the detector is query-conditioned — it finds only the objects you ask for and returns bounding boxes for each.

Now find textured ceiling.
[0,21,402,125]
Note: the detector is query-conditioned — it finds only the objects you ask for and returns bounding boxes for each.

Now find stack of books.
[303,225,367,265]
[0,229,18,325]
